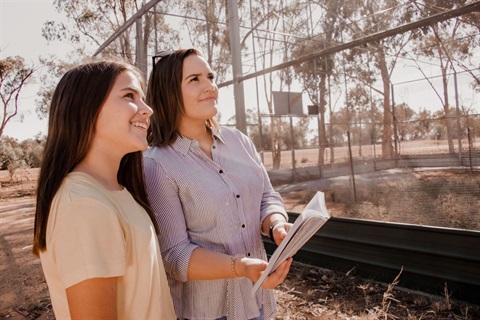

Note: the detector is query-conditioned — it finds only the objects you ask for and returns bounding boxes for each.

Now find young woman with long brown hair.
[33,59,175,319]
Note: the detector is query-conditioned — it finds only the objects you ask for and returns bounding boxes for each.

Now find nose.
[139,100,153,117]
[204,80,217,93]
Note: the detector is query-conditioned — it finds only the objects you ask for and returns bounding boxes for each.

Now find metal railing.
[264,214,480,304]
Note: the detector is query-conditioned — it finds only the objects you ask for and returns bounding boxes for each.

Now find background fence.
[241,113,480,172]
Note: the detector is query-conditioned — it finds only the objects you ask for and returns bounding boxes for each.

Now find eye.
[208,74,215,81]
[125,92,135,99]
[189,76,199,83]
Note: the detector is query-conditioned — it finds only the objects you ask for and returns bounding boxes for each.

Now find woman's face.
[93,70,153,157]
[180,54,218,125]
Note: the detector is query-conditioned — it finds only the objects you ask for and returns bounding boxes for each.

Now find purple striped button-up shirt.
[143,126,288,320]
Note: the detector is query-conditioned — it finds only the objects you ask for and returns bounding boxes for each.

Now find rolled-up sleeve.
[143,156,198,282]
[259,164,288,223]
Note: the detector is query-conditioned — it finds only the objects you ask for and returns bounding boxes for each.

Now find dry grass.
[261,138,479,171]
[281,170,480,231]
[275,262,480,319]
[275,168,480,319]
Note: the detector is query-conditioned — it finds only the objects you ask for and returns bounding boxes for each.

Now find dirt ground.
[1,168,479,319]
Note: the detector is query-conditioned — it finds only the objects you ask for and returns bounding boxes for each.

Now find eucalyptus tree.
[246,0,296,169]
[0,56,35,139]
[393,102,416,142]
[42,0,180,65]
[340,0,416,159]
[412,108,433,140]
[35,57,77,118]
[171,0,233,83]
[329,106,349,148]
[291,0,342,165]
[411,0,478,153]
[37,0,181,118]
[348,84,381,155]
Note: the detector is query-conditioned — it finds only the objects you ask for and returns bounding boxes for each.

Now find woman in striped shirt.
[144,48,293,320]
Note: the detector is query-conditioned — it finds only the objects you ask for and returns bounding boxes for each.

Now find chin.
[130,140,149,153]
[209,106,219,117]
[138,142,149,151]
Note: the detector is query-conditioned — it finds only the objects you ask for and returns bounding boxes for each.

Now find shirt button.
[242,224,245,228]
[236,195,240,198]
[219,170,223,174]
[212,145,216,149]
[247,253,251,257]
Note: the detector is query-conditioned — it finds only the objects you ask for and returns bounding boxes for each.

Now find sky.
[1,0,71,140]
[0,0,239,141]
[1,0,478,141]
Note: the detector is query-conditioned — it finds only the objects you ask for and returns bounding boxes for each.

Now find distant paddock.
[260,138,478,171]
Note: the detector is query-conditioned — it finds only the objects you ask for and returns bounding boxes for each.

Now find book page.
[251,191,330,296]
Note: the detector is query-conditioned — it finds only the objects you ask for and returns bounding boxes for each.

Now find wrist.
[231,254,244,278]
[261,213,287,236]
[268,220,284,242]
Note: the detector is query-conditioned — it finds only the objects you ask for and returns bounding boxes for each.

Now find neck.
[73,151,123,191]
[179,120,211,141]
[180,121,214,159]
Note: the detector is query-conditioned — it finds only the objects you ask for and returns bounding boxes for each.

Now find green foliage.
[238,109,314,151]
[175,0,231,83]
[0,136,45,173]
[30,0,479,161]
[35,57,76,119]
[0,56,35,139]
[37,0,182,117]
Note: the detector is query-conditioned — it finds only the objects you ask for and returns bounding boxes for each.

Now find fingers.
[282,222,293,233]
[275,257,293,282]
[274,222,292,244]
[261,258,293,290]
[242,258,268,283]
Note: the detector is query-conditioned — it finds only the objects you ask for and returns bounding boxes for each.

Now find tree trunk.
[318,73,327,166]
[441,65,455,153]
[435,35,455,153]
[328,114,335,164]
[328,74,335,164]
[376,44,394,159]
[271,116,281,169]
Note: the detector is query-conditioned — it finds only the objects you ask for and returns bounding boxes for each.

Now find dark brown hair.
[33,59,158,256]
[146,48,218,147]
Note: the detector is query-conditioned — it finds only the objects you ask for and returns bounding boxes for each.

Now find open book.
[252,191,331,296]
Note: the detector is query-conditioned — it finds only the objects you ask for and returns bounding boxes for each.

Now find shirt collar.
[172,127,225,156]
[211,127,225,143]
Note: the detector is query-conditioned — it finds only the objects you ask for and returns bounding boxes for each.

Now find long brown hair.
[33,60,158,256]
[146,48,218,147]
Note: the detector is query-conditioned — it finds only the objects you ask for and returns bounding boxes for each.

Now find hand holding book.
[252,191,331,295]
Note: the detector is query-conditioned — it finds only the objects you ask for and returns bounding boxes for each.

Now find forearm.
[187,248,272,284]
[187,248,238,280]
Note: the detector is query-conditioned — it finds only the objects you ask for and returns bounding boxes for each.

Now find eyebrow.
[184,71,215,80]
[120,86,145,98]
[120,86,141,93]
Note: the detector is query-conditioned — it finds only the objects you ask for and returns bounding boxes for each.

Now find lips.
[200,96,217,102]
[131,121,148,131]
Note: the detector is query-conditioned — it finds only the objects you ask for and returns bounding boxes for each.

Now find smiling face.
[92,70,153,157]
[180,54,218,128]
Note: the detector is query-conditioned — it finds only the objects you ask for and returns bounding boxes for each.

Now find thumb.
[277,224,288,240]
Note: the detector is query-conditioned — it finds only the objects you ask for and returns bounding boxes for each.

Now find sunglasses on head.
[151,50,174,67]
